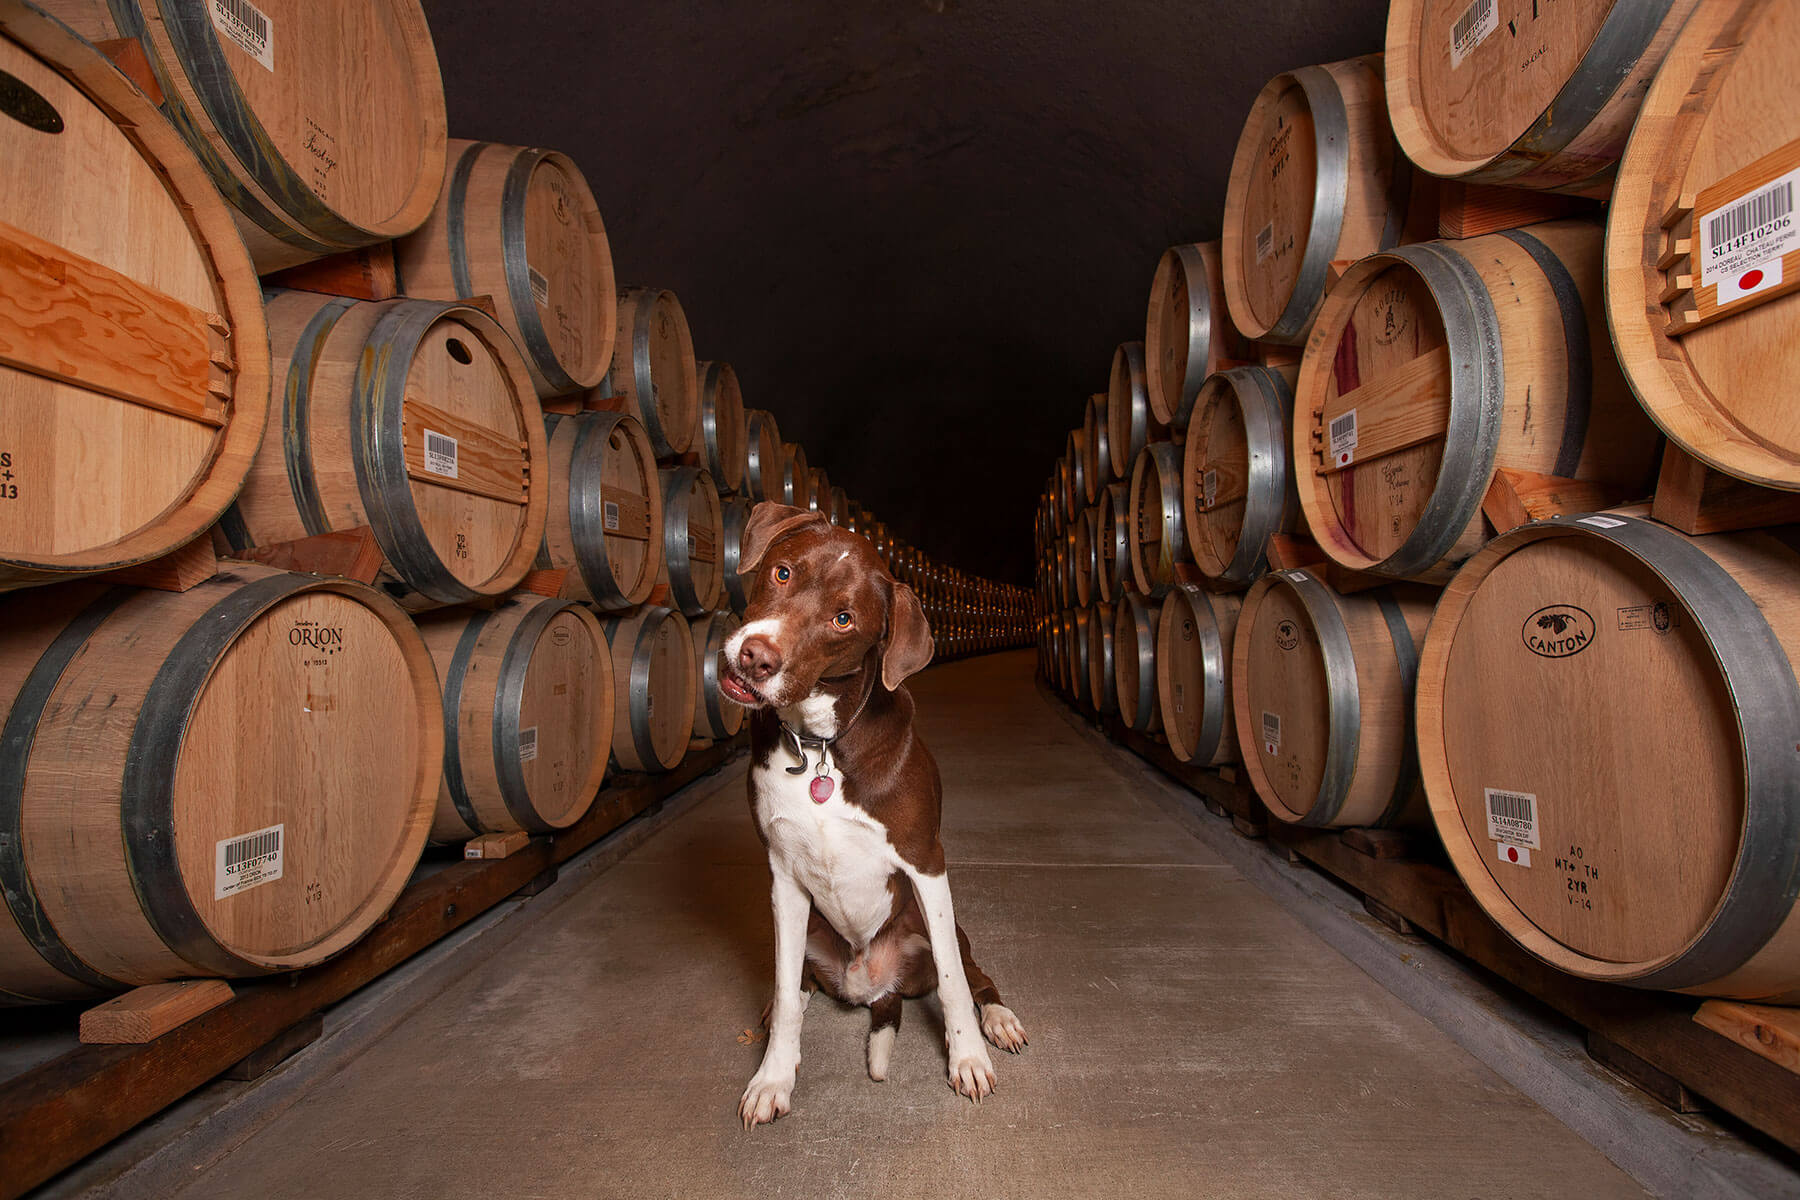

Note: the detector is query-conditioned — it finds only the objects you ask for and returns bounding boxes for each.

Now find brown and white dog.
[718,502,1026,1128]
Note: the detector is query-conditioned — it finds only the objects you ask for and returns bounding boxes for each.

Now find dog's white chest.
[753,758,900,950]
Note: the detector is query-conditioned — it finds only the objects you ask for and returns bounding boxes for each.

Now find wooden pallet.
[1079,698,1800,1155]
[0,736,746,1200]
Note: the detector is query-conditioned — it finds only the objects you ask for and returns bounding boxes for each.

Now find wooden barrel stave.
[1156,584,1242,765]
[419,596,612,842]
[226,291,547,608]
[0,565,438,1003]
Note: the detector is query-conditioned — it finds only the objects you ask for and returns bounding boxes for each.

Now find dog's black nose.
[739,636,782,682]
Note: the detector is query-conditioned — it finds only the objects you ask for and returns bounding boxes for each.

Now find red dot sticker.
[1506,846,1519,863]
[1741,269,1766,289]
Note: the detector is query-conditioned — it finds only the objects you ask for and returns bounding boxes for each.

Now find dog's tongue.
[719,670,759,706]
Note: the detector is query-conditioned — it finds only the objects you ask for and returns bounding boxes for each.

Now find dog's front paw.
[946,1041,996,1101]
[739,1070,795,1129]
[980,1003,1028,1053]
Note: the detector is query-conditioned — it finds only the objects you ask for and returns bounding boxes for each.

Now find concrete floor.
[150,651,1646,1199]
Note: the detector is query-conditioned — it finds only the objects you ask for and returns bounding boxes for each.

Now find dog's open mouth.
[719,662,763,707]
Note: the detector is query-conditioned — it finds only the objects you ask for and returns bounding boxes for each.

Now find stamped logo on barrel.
[1522,605,1595,659]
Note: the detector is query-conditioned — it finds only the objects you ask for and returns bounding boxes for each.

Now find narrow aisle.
[155,651,1645,1199]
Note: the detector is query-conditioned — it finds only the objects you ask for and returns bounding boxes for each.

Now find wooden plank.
[600,486,655,541]
[1434,181,1593,239]
[1265,533,1327,571]
[463,830,531,860]
[1651,442,1800,534]
[0,218,229,426]
[1695,1001,1800,1078]
[401,398,528,505]
[1588,1031,1708,1113]
[1315,347,1451,473]
[222,1015,323,1082]
[1481,469,1643,535]
[516,568,568,597]
[79,981,234,1045]
[0,735,746,1200]
[1340,828,1423,861]
[98,536,218,592]
[263,243,398,301]
[227,526,384,583]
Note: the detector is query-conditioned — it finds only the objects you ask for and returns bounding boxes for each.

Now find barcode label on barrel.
[1483,788,1539,849]
[1261,711,1281,756]
[604,501,621,531]
[1329,409,1358,467]
[1255,222,1275,264]
[423,430,459,479]
[519,726,538,763]
[529,266,550,308]
[1699,169,1800,301]
[210,0,274,71]
[215,823,284,899]
[1449,0,1496,69]
[1202,469,1217,510]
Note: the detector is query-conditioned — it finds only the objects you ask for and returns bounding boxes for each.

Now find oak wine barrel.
[1223,55,1411,345]
[225,291,548,609]
[600,606,697,773]
[418,595,612,842]
[1184,365,1299,587]
[658,465,723,616]
[1233,569,1434,828]
[538,411,663,611]
[1145,242,1249,427]
[1156,584,1242,766]
[1605,0,1800,492]
[828,486,853,528]
[1064,429,1089,521]
[721,496,752,614]
[1096,483,1130,603]
[781,443,812,509]
[1128,442,1188,597]
[1072,507,1099,607]
[40,0,448,273]
[1419,513,1800,1000]
[808,467,831,515]
[1087,601,1118,714]
[0,8,271,590]
[0,564,438,1004]
[1114,592,1161,733]
[1083,393,1112,499]
[744,410,783,504]
[600,288,698,458]
[1293,219,1659,582]
[1070,608,1093,707]
[696,360,747,493]
[1384,0,1697,197]
[691,610,745,741]
[1107,343,1163,480]
[394,139,613,398]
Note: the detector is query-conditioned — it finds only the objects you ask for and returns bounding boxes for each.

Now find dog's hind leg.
[867,992,902,1082]
[958,925,1027,1054]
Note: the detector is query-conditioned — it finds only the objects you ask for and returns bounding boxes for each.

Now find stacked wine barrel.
[1034,0,1800,1007]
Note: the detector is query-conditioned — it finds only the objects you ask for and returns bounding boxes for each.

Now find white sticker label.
[603,500,621,532]
[1495,841,1531,868]
[1449,0,1497,70]
[215,823,284,899]
[529,265,550,308]
[1255,222,1275,264]
[423,430,458,479]
[209,0,274,71]
[1699,171,1799,293]
[1201,469,1218,510]
[519,726,538,763]
[1329,408,1358,467]
[1577,515,1627,529]
[1262,711,1281,757]
[1484,788,1539,850]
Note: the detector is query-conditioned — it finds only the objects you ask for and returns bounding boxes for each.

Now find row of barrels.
[1041,509,1800,1004]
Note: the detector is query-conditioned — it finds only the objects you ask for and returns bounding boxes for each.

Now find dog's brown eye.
[833,612,853,629]
[774,565,791,584]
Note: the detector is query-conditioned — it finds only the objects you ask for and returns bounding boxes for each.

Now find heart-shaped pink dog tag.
[809,776,834,804]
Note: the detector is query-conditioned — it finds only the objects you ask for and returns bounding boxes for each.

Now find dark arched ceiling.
[423,0,1388,585]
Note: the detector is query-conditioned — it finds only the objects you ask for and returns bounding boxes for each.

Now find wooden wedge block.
[1341,828,1422,861]
[464,830,530,861]
[1481,468,1644,535]
[92,37,163,105]
[80,980,233,1044]
[1651,443,1800,535]
[263,242,398,300]
[99,536,218,592]
[1695,1000,1800,1078]
[1264,533,1327,571]
[1435,181,1595,240]
[516,568,567,598]
[228,527,384,584]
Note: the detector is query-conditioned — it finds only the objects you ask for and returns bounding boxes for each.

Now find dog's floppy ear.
[740,502,829,574]
[880,579,935,690]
